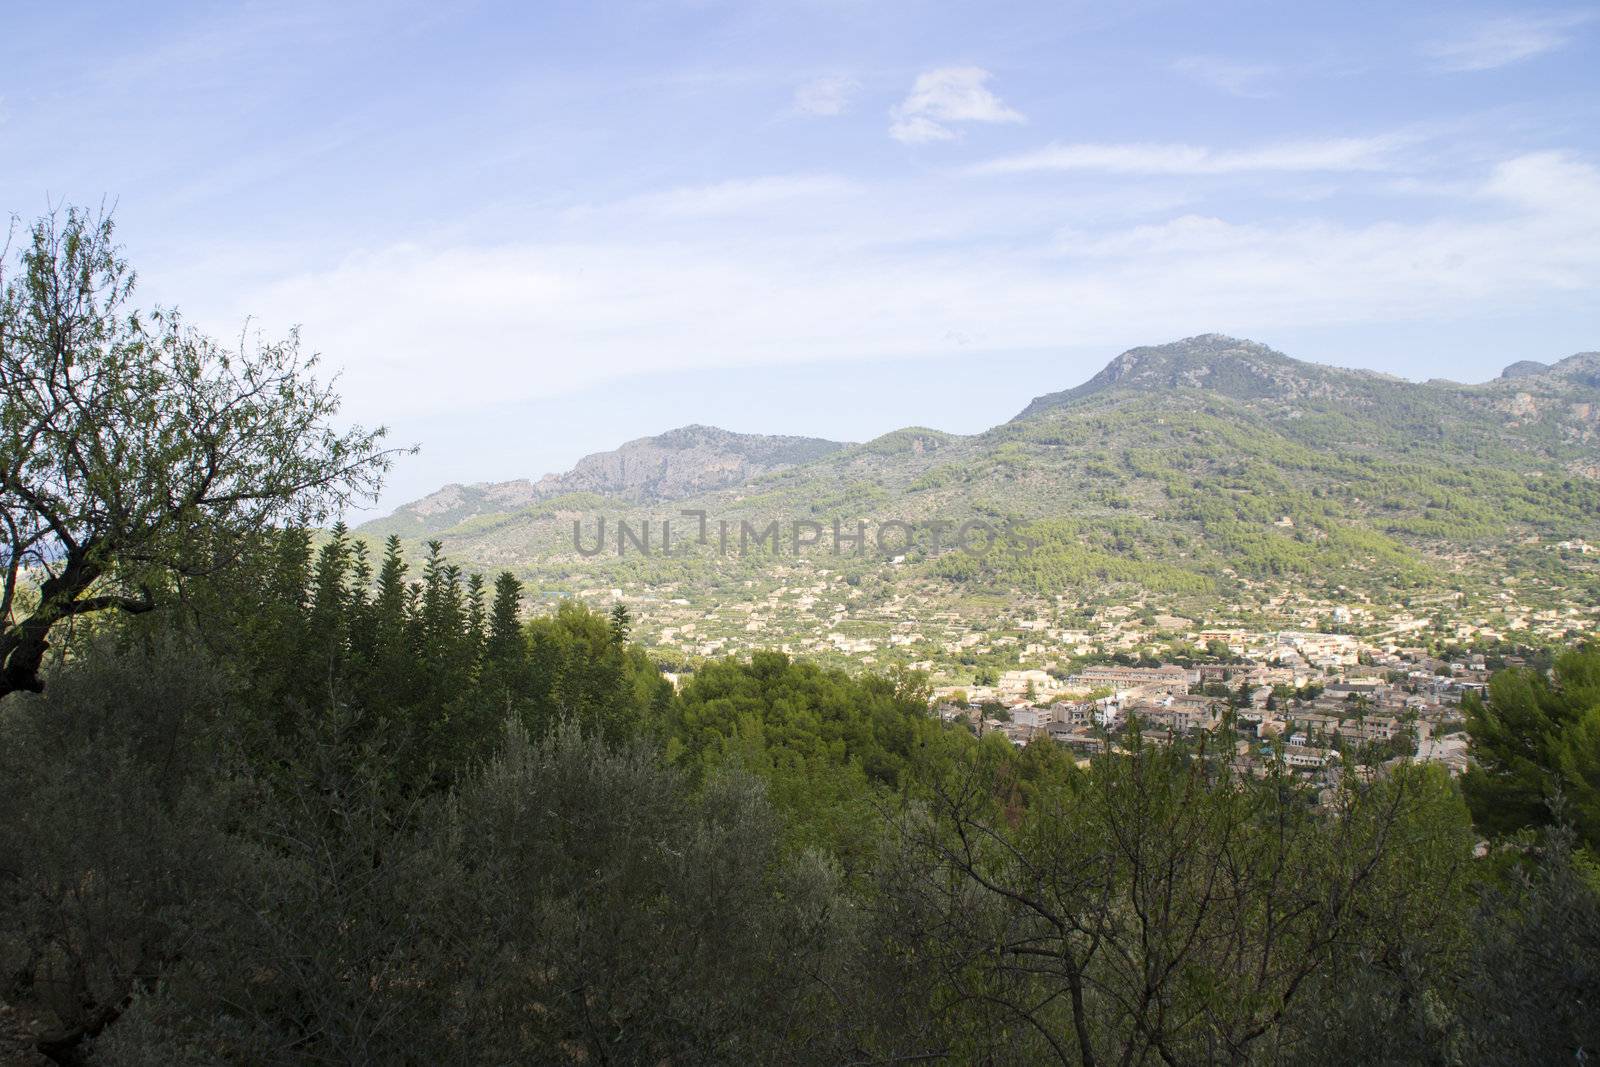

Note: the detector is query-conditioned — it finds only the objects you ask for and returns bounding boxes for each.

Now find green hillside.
[358,335,1600,665]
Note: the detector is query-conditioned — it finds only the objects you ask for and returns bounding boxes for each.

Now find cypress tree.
[487,573,525,667]
[609,602,632,646]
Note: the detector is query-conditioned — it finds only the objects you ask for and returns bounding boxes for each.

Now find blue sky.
[4,1,1598,513]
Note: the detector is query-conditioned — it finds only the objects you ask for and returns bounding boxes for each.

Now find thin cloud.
[971,137,1403,177]
[888,115,959,144]
[201,152,1600,423]
[889,66,1023,144]
[1482,150,1600,218]
[1172,56,1277,98]
[792,74,859,116]
[601,174,858,218]
[1424,12,1593,71]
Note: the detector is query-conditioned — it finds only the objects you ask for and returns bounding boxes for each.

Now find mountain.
[1014,334,1600,463]
[364,424,848,540]
[1016,334,1395,415]
[537,425,848,501]
[1545,352,1600,389]
[357,336,1600,667]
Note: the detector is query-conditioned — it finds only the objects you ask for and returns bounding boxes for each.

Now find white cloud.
[1482,151,1600,219]
[1172,56,1276,97]
[1424,13,1593,71]
[792,74,859,116]
[887,115,959,144]
[889,66,1023,144]
[611,174,857,217]
[183,151,1600,425]
[971,137,1403,176]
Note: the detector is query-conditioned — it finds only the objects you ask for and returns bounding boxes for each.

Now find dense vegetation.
[1462,643,1600,850]
[364,339,1600,618]
[3,209,1596,1064]
[1,536,1597,1064]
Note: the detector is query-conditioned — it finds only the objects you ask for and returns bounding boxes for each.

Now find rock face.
[530,425,846,502]
[1500,353,1600,386]
[371,425,848,537]
[1501,360,1550,379]
[405,479,542,519]
[369,335,1600,545]
[1014,334,1403,418]
[1550,352,1600,389]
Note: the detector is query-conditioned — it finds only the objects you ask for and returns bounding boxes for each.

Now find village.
[926,633,1480,782]
[570,554,1600,786]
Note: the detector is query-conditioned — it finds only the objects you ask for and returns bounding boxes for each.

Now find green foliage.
[878,738,1482,1064]
[104,722,848,1065]
[189,526,669,790]
[670,651,957,868]
[936,516,1214,595]
[0,206,395,700]
[1463,640,1600,851]
[0,636,238,1056]
[3,572,1597,1062]
[856,426,955,456]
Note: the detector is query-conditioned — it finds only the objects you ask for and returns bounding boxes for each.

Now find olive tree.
[881,739,1477,1064]
[0,206,398,698]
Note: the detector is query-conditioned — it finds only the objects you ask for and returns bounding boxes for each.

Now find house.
[1053,702,1099,727]
[1069,664,1195,691]
[1010,704,1056,729]
[999,668,1056,698]
[1416,733,1471,775]
[1049,726,1107,755]
[1360,716,1401,742]
[1326,681,1388,702]
[1128,694,1217,734]
[1282,745,1337,770]
[1285,711,1342,740]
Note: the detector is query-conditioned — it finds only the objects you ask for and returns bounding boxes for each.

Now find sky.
[3,0,1598,515]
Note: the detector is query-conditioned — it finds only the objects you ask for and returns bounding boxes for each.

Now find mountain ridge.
[362,335,1600,605]
[384,334,1600,531]
[375,333,1600,535]
[348,332,1600,671]
[367,424,850,540]
[1014,334,1401,419]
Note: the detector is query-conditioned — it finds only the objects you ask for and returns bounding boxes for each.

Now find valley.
[360,334,1600,683]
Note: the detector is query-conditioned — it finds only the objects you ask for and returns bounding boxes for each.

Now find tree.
[1463,642,1600,851]
[671,651,961,871]
[0,206,399,699]
[881,739,1474,1065]
[608,601,631,645]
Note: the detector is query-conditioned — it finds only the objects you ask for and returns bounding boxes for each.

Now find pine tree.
[368,535,414,712]
[487,573,525,667]
[345,539,376,672]
[374,536,409,638]
[609,602,632,646]
[465,573,487,672]
[309,524,353,675]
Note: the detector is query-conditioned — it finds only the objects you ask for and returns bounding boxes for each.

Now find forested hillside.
[361,335,1600,665]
